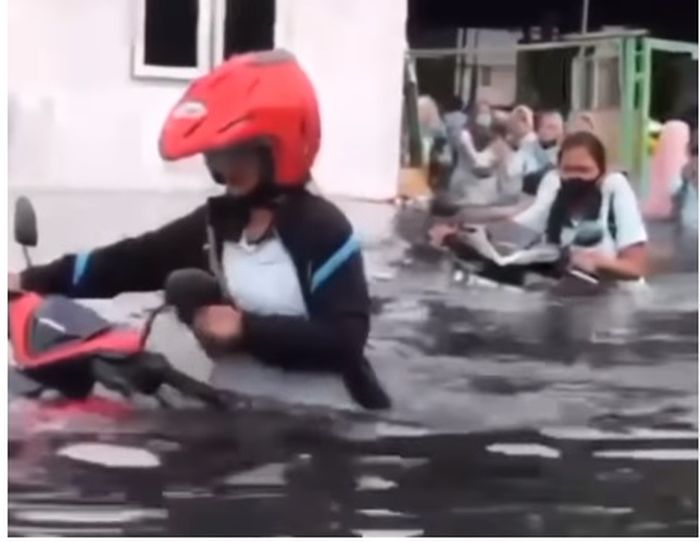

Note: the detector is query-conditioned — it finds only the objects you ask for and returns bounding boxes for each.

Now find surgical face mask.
[475,113,492,128]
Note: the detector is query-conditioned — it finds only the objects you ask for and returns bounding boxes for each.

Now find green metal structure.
[622,36,697,198]
[405,31,698,192]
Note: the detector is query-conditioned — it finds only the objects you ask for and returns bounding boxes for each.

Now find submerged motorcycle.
[8,197,392,414]
[441,220,609,295]
[8,196,231,411]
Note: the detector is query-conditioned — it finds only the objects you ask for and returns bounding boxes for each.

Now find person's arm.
[573,174,650,280]
[494,143,524,195]
[240,201,370,373]
[593,243,648,280]
[20,207,207,298]
[511,170,560,234]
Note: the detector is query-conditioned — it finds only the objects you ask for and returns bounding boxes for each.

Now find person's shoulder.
[601,171,634,195]
[280,191,354,244]
[158,203,208,233]
[539,168,561,192]
[602,171,631,188]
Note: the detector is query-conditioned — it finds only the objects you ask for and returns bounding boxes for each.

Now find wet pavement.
[7,191,699,536]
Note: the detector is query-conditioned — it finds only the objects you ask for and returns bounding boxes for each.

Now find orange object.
[398,167,432,199]
[160,50,321,187]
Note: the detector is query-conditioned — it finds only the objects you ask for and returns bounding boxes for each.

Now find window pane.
[144,0,199,67]
[223,0,275,58]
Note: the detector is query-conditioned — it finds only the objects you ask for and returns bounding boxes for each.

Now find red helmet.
[159,50,321,187]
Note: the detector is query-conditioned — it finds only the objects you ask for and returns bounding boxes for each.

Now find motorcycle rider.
[431,131,649,282]
[9,50,391,410]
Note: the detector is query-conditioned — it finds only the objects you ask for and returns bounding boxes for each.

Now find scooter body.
[8,197,227,409]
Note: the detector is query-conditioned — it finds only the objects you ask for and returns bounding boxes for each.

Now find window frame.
[132,0,215,81]
[212,0,228,64]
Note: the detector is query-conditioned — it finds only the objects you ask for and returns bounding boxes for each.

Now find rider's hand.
[569,248,605,275]
[429,224,458,248]
[192,304,244,350]
[8,272,22,292]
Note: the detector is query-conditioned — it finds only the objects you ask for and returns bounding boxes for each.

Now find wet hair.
[557,131,607,175]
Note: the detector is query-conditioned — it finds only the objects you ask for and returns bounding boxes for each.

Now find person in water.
[417,95,452,193]
[671,122,698,232]
[431,131,649,281]
[508,105,537,150]
[8,50,391,410]
[521,110,565,195]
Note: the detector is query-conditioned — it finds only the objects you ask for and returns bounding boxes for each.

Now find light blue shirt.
[520,140,559,175]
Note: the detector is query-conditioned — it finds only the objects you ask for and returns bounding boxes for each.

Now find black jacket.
[21,191,381,386]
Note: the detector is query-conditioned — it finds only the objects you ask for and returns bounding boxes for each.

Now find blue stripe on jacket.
[72,252,91,287]
[311,235,360,293]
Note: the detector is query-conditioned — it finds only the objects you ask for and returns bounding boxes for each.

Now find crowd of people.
[419,95,698,283]
[419,96,596,206]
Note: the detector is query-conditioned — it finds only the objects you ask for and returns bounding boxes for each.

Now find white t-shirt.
[221,235,308,317]
[513,171,648,256]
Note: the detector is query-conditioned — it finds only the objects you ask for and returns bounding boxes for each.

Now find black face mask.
[559,177,599,205]
[546,178,602,244]
[539,139,558,150]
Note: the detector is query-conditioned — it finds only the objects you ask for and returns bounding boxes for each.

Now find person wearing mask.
[508,105,537,149]
[446,114,516,206]
[418,95,452,192]
[431,131,649,282]
[473,99,493,128]
[443,95,468,136]
[521,110,565,195]
[467,99,495,151]
[8,50,391,410]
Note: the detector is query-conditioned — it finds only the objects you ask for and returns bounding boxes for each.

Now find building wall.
[275,0,408,200]
[463,66,517,107]
[8,0,408,200]
[458,29,521,107]
[9,0,208,192]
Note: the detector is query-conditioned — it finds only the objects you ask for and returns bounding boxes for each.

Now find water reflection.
[8,415,698,536]
[7,203,698,536]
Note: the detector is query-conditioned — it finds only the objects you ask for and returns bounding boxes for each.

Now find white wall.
[275,0,408,200]
[8,0,209,192]
[459,28,520,107]
[9,0,408,200]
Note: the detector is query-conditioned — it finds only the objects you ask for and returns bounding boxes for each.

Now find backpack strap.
[607,193,617,242]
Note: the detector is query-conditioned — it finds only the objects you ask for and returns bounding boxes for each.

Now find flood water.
[7,191,699,536]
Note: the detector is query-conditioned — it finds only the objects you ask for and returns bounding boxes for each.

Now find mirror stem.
[22,247,33,268]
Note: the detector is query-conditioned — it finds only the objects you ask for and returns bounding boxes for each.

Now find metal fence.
[400,30,698,195]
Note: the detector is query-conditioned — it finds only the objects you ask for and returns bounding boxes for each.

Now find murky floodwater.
[7,191,698,536]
